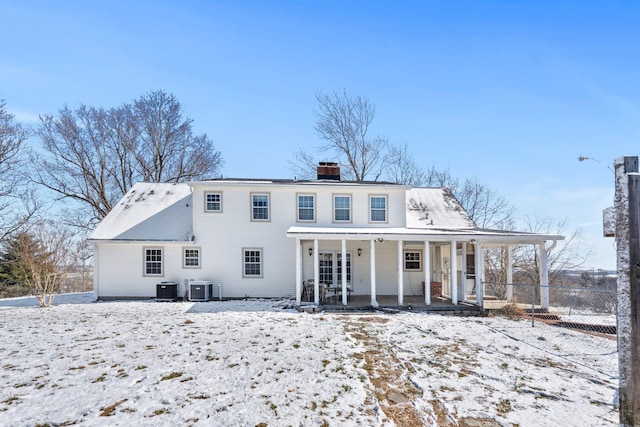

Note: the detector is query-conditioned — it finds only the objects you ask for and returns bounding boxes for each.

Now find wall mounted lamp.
[357,248,362,256]
[308,248,313,256]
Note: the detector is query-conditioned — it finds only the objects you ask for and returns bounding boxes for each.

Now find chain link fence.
[484,283,619,379]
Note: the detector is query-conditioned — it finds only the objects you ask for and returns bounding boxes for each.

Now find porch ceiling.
[286,226,564,245]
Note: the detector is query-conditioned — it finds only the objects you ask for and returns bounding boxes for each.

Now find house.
[88,162,564,309]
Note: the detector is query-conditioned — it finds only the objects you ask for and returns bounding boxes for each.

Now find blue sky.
[3,1,639,270]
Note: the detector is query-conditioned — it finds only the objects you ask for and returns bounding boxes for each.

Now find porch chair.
[321,283,339,304]
[302,280,314,302]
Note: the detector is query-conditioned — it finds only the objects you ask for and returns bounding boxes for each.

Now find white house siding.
[191,184,301,298]
[189,181,408,298]
[95,242,187,298]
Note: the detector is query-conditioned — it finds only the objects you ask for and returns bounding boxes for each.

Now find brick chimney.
[317,162,341,181]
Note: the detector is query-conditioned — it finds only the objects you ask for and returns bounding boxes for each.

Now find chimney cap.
[317,161,341,181]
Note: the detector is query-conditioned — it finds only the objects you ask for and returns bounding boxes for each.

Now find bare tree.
[32,90,224,230]
[16,219,75,307]
[456,177,516,230]
[385,143,429,186]
[0,100,36,241]
[512,216,591,285]
[288,148,320,181]
[422,166,460,189]
[292,90,388,181]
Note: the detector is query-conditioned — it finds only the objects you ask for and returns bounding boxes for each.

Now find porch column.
[313,239,319,305]
[506,245,513,302]
[539,243,550,309]
[341,239,348,306]
[450,241,458,305]
[295,238,302,304]
[397,240,404,306]
[370,239,378,307]
[424,241,431,305]
[475,243,483,307]
[461,242,467,301]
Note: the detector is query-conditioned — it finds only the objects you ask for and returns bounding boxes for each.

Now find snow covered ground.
[0,294,619,426]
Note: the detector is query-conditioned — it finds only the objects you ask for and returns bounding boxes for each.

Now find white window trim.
[242,247,263,278]
[143,246,164,277]
[403,249,423,272]
[183,246,201,269]
[296,193,316,223]
[333,194,352,223]
[369,194,388,223]
[251,192,271,222]
[204,192,223,213]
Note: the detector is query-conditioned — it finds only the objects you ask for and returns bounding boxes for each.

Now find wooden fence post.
[615,155,640,425]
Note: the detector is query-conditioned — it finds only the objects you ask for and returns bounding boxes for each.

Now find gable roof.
[88,182,192,241]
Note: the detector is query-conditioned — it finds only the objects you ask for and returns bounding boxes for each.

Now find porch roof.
[286,226,564,245]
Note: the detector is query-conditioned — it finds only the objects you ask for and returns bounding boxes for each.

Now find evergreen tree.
[0,231,39,297]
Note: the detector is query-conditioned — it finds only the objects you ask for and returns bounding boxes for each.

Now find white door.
[319,251,352,286]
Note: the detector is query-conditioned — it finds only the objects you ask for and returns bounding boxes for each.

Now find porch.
[287,226,563,311]
[297,294,483,314]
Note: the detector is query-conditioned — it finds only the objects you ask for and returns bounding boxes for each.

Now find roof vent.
[317,162,340,181]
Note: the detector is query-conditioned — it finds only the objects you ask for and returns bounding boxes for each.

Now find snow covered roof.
[89,182,193,241]
[406,188,475,229]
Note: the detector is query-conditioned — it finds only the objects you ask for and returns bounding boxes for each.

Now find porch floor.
[299,294,483,314]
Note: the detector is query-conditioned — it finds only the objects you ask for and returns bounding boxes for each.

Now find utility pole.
[614,155,640,425]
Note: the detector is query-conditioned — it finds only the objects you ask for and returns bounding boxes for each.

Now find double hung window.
[243,248,263,277]
[404,250,422,271]
[205,193,222,212]
[251,193,270,221]
[370,195,387,222]
[183,247,201,268]
[333,195,351,222]
[297,194,315,222]
[144,247,163,276]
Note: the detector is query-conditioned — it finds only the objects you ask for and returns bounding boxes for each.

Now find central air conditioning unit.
[156,281,178,301]
[189,280,213,301]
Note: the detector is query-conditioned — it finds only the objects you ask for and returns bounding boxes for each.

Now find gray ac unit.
[156,282,178,301]
[189,281,212,301]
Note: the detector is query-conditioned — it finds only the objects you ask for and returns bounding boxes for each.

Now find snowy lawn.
[0,294,618,426]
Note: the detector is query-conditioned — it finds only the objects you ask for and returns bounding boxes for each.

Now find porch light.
[357,248,362,256]
[308,248,313,256]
